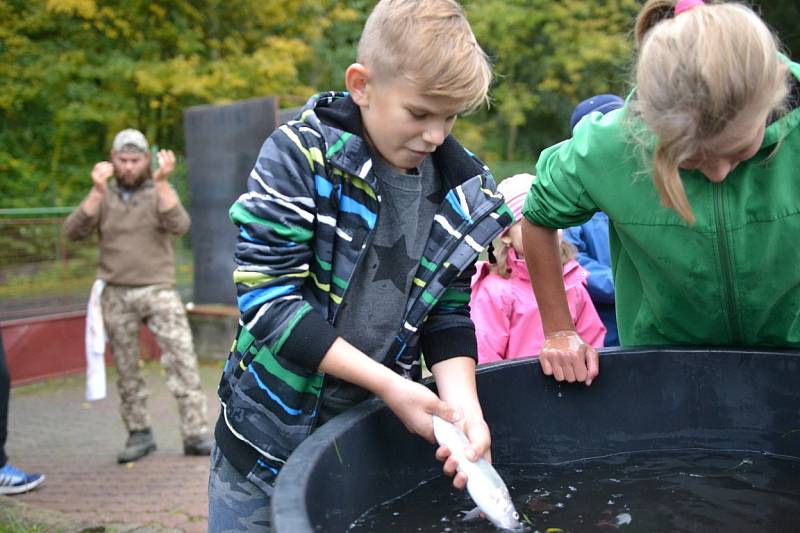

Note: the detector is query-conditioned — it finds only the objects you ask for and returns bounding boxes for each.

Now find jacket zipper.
[329,182,379,325]
[311,178,380,427]
[400,189,506,338]
[713,183,742,343]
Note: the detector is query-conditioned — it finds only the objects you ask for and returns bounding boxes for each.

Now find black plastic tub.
[272,348,800,532]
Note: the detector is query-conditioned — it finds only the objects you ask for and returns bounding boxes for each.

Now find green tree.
[757,1,800,58]
[462,0,639,162]
[3,0,799,208]
[0,0,355,207]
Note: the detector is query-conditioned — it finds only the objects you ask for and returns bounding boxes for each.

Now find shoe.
[117,428,156,463]
[0,463,45,495]
[183,433,214,456]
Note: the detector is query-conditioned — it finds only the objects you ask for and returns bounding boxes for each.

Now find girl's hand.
[540,330,599,385]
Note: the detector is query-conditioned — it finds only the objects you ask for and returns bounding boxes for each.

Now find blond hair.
[357,0,492,112]
[629,0,790,224]
[491,227,575,279]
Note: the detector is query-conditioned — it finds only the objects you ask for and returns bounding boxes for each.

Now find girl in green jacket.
[522,0,798,385]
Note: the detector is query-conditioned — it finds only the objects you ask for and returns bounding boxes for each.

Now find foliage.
[758,2,800,59]
[0,0,356,207]
[464,0,639,161]
[1,0,798,207]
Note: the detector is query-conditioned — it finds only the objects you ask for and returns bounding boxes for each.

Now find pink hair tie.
[675,0,704,16]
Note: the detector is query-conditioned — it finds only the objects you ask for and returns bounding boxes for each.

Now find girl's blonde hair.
[629,0,790,224]
[491,227,575,279]
[357,0,492,113]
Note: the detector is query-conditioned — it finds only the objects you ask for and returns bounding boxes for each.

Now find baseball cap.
[112,129,149,153]
[569,94,624,131]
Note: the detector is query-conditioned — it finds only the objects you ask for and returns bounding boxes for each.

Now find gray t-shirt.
[318,155,441,423]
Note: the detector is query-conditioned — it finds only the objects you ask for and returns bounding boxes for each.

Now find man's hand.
[153,149,176,183]
[539,330,599,385]
[90,161,114,194]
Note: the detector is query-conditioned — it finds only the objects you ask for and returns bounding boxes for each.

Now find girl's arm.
[522,218,599,385]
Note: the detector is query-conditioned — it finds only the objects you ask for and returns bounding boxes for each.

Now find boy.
[208,1,512,529]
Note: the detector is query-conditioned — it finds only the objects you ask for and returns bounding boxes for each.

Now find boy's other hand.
[382,378,455,444]
[540,330,599,385]
[435,416,492,491]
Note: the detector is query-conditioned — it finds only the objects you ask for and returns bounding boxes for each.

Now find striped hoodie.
[215,92,513,487]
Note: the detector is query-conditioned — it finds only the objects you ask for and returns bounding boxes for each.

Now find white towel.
[85,279,107,401]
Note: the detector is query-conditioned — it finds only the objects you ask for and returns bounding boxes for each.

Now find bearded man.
[65,129,213,463]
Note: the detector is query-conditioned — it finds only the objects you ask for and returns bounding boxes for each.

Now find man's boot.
[117,428,156,463]
[183,433,214,456]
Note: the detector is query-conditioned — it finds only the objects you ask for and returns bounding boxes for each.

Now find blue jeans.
[208,444,272,532]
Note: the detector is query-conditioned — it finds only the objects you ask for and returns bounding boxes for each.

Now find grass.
[0,509,59,533]
[0,248,193,319]
[13,359,225,398]
[12,371,86,397]
[0,217,193,304]
[0,509,123,533]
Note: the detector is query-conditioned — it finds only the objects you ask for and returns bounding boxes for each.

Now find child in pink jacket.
[471,173,606,364]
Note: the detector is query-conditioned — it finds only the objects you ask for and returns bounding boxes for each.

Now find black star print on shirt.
[372,235,417,292]
[426,185,443,205]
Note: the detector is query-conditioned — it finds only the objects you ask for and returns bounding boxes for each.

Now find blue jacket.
[563,212,614,303]
[563,212,618,345]
[215,92,513,486]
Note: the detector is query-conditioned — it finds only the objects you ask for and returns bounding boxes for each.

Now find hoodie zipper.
[713,183,742,343]
[400,187,507,339]
[311,175,379,425]
[328,178,380,324]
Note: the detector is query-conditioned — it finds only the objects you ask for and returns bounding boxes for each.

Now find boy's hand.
[153,149,176,182]
[435,416,492,490]
[540,330,599,385]
[381,377,457,443]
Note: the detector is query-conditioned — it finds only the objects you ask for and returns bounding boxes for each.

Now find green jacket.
[524,59,800,347]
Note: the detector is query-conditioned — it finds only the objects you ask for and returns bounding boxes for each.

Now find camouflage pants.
[101,284,209,439]
[208,444,272,532]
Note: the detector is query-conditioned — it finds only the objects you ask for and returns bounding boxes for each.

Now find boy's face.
[351,70,465,173]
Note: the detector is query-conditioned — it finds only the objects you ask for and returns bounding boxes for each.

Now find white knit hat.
[497,173,534,225]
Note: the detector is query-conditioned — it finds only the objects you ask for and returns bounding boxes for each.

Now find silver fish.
[432,415,523,531]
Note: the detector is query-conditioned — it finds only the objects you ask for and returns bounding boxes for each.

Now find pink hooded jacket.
[470,247,606,364]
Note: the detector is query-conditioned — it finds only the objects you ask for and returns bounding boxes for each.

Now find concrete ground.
[1,361,224,533]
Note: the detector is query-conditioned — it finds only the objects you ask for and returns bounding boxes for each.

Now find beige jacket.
[64,180,190,286]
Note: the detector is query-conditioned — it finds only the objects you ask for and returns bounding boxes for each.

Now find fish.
[432,415,524,531]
